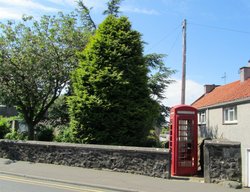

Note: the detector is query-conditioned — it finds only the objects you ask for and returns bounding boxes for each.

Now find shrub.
[5,131,28,140]
[0,116,11,139]
[54,125,74,143]
[143,130,161,147]
[36,122,54,141]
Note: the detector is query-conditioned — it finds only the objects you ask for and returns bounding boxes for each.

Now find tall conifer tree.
[69,15,159,146]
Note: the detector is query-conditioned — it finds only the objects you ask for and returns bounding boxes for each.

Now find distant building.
[192,61,250,187]
[0,105,18,117]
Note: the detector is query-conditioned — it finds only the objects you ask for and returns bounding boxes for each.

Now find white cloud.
[46,0,65,5]
[46,0,78,7]
[122,6,159,15]
[0,0,59,20]
[162,79,204,107]
[80,0,106,10]
[0,8,23,19]
[0,0,58,12]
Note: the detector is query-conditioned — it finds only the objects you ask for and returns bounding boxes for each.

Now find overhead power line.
[189,22,250,34]
[167,29,181,55]
[146,24,181,52]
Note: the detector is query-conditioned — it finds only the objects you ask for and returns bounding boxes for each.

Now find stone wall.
[0,140,170,178]
[204,139,242,188]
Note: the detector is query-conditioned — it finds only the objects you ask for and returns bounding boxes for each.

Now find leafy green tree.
[86,0,175,136]
[103,0,123,17]
[145,53,175,133]
[0,10,91,140]
[69,15,159,146]
[76,0,96,31]
[47,95,69,126]
[145,53,175,101]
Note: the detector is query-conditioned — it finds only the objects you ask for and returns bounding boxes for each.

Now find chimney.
[240,60,250,82]
[204,84,219,94]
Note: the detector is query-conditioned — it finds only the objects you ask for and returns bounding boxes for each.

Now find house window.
[223,106,237,124]
[198,111,206,124]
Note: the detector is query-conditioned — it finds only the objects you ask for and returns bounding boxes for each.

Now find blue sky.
[1,0,250,107]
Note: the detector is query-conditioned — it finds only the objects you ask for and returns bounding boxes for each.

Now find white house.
[192,63,250,187]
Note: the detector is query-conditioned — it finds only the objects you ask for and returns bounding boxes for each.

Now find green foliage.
[76,0,96,31]
[144,130,161,148]
[47,95,69,126]
[154,105,170,131]
[0,116,28,140]
[35,121,54,141]
[161,126,169,134]
[0,10,91,140]
[103,0,123,17]
[145,53,175,101]
[4,131,28,140]
[54,125,75,143]
[145,54,175,133]
[0,116,11,138]
[69,15,159,146]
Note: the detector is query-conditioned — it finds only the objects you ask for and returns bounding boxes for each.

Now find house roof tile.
[192,78,250,109]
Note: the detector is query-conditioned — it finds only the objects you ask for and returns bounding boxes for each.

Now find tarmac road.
[0,174,123,192]
[0,158,249,192]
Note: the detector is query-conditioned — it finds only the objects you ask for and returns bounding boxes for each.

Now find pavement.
[0,158,249,192]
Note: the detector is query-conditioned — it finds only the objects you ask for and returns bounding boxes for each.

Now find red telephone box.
[169,105,198,176]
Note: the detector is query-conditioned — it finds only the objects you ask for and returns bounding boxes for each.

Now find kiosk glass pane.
[178,119,194,167]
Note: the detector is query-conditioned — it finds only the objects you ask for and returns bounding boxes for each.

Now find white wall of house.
[199,102,250,186]
[236,102,250,187]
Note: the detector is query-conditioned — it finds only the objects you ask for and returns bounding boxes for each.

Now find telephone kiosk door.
[169,105,198,176]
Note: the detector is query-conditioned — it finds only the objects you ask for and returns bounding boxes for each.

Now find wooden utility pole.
[181,19,187,105]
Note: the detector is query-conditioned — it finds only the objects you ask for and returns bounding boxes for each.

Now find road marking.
[0,175,109,192]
